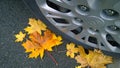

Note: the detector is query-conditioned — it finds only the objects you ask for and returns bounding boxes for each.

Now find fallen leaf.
[15,31,26,42]
[22,30,62,59]
[78,46,87,57]
[66,43,78,58]
[86,49,112,68]
[75,47,113,68]
[75,55,88,67]
[75,66,82,68]
[24,18,47,34]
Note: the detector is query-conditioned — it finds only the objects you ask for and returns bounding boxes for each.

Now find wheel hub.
[84,16,104,29]
[36,0,120,53]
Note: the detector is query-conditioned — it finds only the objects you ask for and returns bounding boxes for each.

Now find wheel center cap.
[86,16,104,29]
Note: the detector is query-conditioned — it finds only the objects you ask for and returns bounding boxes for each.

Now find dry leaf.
[78,46,87,57]
[75,46,113,68]
[15,31,26,42]
[75,55,88,67]
[66,43,78,58]
[22,30,62,59]
[75,66,82,68]
[24,18,47,34]
[86,49,112,68]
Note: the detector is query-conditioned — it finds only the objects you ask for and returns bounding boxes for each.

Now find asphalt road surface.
[0,0,120,68]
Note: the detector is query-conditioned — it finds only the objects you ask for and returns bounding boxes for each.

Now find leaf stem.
[46,50,58,65]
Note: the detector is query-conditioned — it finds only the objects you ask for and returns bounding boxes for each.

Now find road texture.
[0,0,120,68]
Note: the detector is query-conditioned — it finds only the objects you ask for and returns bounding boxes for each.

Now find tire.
[23,0,120,53]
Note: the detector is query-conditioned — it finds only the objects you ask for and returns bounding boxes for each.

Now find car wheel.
[24,0,120,53]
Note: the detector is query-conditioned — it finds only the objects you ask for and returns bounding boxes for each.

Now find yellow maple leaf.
[66,43,78,58]
[22,30,62,59]
[75,55,89,67]
[75,66,82,68]
[86,49,112,68]
[78,46,87,57]
[75,46,113,68]
[15,31,26,42]
[24,18,47,34]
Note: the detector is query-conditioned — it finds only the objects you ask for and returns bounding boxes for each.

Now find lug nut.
[103,9,118,16]
[106,9,114,16]
[75,18,83,22]
[78,5,89,12]
[109,25,119,31]
[81,5,87,11]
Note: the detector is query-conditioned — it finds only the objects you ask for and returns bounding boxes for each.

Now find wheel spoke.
[46,14,63,18]
[113,1,120,13]
[40,4,75,19]
[111,33,120,44]
[86,0,103,9]
[75,29,90,40]
[45,11,75,19]
[85,35,89,43]
[60,24,80,31]
[104,0,119,8]
[87,0,119,10]
[97,34,110,50]
[100,33,120,52]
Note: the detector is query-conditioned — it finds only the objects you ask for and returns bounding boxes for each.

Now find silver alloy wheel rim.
[35,0,120,53]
